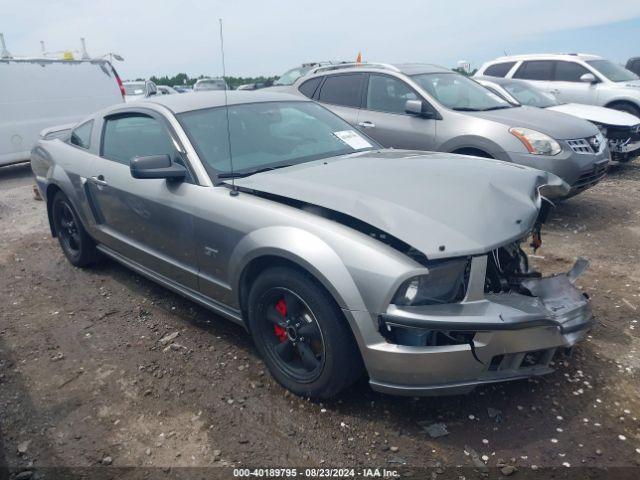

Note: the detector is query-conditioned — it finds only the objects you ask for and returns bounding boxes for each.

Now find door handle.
[90,175,108,187]
[358,121,376,128]
[549,89,560,95]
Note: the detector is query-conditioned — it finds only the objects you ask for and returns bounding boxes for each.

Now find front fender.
[228,226,368,313]
[440,135,511,161]
[604,96,640,110]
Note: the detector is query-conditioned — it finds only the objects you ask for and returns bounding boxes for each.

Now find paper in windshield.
[333,130,372,150]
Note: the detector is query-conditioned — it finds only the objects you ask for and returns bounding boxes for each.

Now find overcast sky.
[3,0,640,80]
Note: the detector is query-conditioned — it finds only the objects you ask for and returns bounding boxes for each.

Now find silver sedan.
[31,91,592,398]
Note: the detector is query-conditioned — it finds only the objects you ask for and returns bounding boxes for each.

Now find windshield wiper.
[218,163,296,179]
[480,105,514,111]
[451,107,480,111]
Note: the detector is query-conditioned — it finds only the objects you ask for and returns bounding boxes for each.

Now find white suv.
[476,54,640,118]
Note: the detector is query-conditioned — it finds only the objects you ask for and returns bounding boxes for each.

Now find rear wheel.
[247,267,363,398]
[52,192,99,267]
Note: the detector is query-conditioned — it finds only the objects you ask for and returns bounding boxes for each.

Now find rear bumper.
[346,259,592,396]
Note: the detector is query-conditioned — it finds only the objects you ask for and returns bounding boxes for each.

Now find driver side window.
[366,74,417,114]
[102,115,175,165]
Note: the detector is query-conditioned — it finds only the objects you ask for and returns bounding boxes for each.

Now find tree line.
[142,73,278,89]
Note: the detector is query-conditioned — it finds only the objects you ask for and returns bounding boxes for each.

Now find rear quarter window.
[69,120,93,149]
[298,77,322,99]
[483,62,516,78]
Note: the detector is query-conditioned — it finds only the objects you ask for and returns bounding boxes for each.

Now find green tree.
[148,72,278,89]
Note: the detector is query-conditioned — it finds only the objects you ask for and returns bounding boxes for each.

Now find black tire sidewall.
[247,267,362,398]
[611,102,640,119]
[52,192,97,267]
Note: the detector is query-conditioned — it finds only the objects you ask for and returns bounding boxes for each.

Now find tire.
[608,102,640,119]
[51,192,99,267]
[247,266,363,398]
[452,148,493,159]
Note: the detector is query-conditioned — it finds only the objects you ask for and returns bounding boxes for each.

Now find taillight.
[110,63,126,100]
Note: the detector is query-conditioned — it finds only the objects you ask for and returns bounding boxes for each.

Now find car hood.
[232,150,567,260]
[547,103,640,127]
[465,105,598,139]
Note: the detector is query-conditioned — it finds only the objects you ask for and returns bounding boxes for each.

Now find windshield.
[501,81,558,108]
[195,80,227,91]
[412,73,513,111]
[124,84,145,95]
[274,66,313,86]
[586,60,638,82]
[178,101,378,178]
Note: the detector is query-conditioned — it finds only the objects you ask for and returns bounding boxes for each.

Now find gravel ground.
[1,162,639,479]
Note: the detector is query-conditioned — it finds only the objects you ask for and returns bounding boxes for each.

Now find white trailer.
[1,38,125,166]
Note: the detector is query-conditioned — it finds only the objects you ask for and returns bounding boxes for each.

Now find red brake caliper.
[274,299,288,343]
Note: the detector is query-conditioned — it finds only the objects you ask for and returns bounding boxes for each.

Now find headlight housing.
[592,123,608,137]
[509,127,561,156]
[392,258,469,306]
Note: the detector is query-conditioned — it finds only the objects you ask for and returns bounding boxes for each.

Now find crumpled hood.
[547,103,640,127]
[233,150,567,259]
[466,105,599,140]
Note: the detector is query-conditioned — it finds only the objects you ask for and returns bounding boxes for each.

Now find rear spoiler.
[39,123,76,141]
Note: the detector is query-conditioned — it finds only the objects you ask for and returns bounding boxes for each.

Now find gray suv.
[290,63,610,197]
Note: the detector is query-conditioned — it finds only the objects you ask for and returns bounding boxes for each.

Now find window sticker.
[333,130,372,150]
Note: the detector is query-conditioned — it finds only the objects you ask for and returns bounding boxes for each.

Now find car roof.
[301,62,452,79]
[487,53,603,63]
[136,90,310,113]
[393,63,452,75]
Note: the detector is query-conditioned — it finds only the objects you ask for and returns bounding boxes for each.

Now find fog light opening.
[381,323,475,347]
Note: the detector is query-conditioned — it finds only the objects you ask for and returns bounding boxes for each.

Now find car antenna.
[219,18,238,197]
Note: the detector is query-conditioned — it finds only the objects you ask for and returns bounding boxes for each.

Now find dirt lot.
[1,162,639,479]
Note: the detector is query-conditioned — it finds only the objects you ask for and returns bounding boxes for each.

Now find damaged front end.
[594,122,640,163]
[371,229,593,395]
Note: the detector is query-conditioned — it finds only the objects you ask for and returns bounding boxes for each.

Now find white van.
[0,58,125,166]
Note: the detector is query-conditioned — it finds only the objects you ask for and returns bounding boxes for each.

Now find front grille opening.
[381,324,475,347]
[567,136,605,155]
[567,138,594,154]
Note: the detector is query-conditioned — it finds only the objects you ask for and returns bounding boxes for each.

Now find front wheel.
[52,192,99,267]
[609,102,640,119]
[247,267,363,398]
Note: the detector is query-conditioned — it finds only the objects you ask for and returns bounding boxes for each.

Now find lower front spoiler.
[356,259,592,396]
[370,366,555,396]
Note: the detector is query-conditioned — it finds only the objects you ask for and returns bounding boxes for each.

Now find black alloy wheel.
[258,287,325,383]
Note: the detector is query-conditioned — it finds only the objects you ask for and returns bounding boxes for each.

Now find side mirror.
[579,73,597,84]
[405,99,437,119]
[130,154,186,180]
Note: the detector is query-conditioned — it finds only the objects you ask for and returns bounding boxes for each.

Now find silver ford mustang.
[31,91,592,398]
